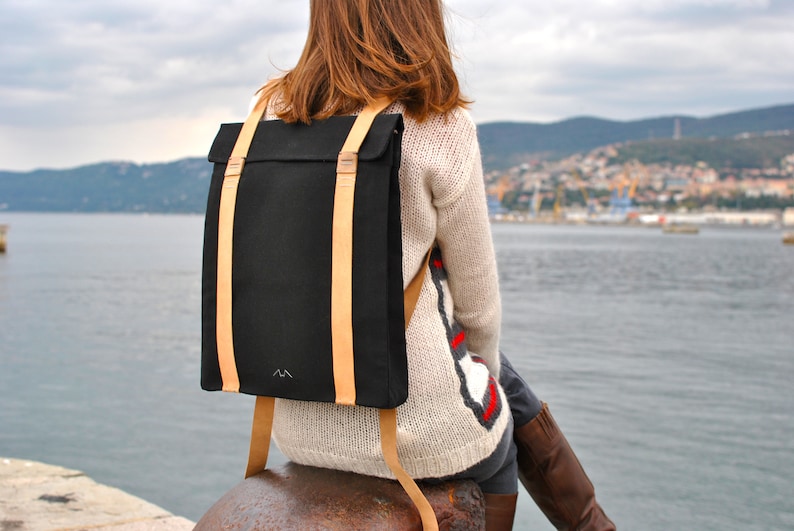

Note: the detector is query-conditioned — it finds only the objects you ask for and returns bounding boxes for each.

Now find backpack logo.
[273,369,293,379]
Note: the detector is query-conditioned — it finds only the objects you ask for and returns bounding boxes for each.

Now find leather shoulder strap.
[331,97,393,407]
[214,96,269,393]
[404,250,432,326]
[380,408,439,530]
[244,396,275,479]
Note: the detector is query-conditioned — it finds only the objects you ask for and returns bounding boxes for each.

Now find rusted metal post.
[195,462,486,530]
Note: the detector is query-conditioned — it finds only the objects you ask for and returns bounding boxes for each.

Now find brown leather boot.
[514,403,615,530]
[484,492,518,531]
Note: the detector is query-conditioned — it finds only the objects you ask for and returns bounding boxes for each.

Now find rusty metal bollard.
[195,462,485,530]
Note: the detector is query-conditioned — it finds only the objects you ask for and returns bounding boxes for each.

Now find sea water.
[0,213,792,530]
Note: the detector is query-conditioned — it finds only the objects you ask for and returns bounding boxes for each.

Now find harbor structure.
[783,207,794,226]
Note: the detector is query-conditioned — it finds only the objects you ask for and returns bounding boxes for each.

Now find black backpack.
[202,97,437,530]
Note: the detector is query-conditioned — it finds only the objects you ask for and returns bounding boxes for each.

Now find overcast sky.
[1,0,792,171]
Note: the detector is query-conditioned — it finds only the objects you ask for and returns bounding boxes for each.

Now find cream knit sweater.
[265,101,509,480]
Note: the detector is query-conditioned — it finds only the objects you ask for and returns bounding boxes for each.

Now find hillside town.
[484,130,794,228]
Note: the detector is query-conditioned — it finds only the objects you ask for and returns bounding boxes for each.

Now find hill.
[477,103,794,170]
[0,102,792,213]
[0,158,211,213]
[610,134,794,170]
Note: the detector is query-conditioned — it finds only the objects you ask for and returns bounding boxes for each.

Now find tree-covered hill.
[0,158,211,213]
[477,103,794,170]
[610,134,794,170]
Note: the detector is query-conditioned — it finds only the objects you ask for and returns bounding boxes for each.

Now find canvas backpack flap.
[201,113,407,409]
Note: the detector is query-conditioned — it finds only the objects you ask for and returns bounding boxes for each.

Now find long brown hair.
[258,0,469,123]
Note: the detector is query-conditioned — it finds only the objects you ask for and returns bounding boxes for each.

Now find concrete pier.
[0,457,194,531]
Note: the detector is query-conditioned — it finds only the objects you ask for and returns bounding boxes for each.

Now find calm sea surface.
[1,213,792,530]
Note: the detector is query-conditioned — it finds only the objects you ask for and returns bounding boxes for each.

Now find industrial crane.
[571,169,596,216]
[609,163,640,217]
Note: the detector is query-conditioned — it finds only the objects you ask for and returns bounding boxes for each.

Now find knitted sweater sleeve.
[429,109,502,377]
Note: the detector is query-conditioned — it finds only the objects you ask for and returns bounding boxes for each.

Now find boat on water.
[662,223,699,235]
[783,232,794,245]
[0,224,7,253]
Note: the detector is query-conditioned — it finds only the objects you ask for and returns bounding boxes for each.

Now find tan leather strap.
[216,96,270,393]
[404,250,432,326]
[244,396,275,478]
[380,409,439,531]
[331,97,392,406]
[378,254,435,531]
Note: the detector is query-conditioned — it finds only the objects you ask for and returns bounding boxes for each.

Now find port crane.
[529,180,541,218]
[553,183,565,220]
[609,164,640,217]
[486,175,510,216]
[552,169,594,220]
[571,169,596,216]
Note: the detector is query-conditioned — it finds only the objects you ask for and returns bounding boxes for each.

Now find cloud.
[449,0,794,121]
[0,0,792,170]
[0,0,308,127]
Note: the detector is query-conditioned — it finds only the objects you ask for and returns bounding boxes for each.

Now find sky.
[1,0,792,171]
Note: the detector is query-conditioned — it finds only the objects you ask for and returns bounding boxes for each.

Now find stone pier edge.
[0,457,195,531]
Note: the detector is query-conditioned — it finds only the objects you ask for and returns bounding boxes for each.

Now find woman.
[254,1,614,529]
